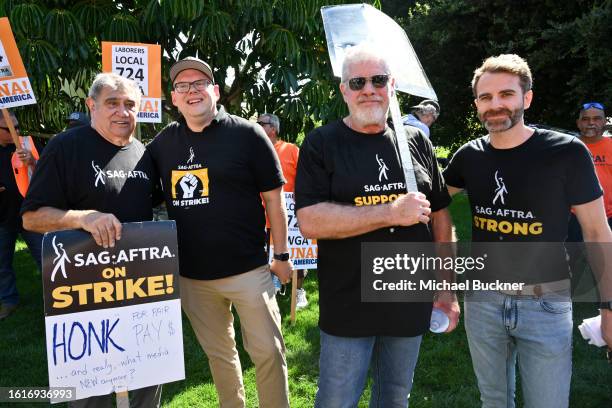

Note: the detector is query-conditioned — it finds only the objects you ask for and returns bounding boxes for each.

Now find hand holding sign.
[15,146,35,165]
[389,192,431,226]
[79,210,123,249]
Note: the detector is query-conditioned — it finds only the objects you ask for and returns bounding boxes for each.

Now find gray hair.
[259,113,280,134]
[341,44,391,82]
[88,72,142,103]
[414,104,439,120]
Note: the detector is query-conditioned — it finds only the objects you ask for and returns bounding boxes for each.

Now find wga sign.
[50,236,71,282]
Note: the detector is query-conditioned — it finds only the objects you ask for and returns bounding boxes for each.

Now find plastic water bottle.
[430,307,450,333]
[272,274,282,295]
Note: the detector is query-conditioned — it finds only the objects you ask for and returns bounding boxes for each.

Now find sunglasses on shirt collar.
[345,74,390,91]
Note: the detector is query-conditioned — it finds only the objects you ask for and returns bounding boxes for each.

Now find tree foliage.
[400,0,612,150]
[2,0,364,142]
[4,1,609,146]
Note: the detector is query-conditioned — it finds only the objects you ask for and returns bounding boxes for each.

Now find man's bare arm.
[296,192,431,240]
[262,187,292,284]
[22,207,122,248]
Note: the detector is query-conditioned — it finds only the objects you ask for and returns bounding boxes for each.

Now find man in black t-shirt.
[147,57,291,407]
[295,44,458,407]
[443,54,612,408]
[0,110,42,320]
[21,73,161,408]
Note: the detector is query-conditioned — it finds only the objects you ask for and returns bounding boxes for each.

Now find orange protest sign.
[102,41,162,123]
[0,17,36,108]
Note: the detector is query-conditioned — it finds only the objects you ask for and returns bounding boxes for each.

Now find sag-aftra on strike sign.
[42,221,185,402]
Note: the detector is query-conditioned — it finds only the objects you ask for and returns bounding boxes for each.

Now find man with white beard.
[295,44,458,406]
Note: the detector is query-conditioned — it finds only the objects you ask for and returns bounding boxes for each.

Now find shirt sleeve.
[442,144,467,189]
[422,135,451,212]
[20,135,69,215]
[565,138,603,206]
[249,126,285,192]
[142,148,164,207]
[293,144,300,172]
[295,129,330,210]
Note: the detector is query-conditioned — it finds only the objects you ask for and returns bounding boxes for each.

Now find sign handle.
[116,390,130,408]
[1,108,20,147]
[388,92,419,192]
[290,269,298,324]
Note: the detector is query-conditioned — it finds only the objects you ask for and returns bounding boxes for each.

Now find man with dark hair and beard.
[443,54,612,407]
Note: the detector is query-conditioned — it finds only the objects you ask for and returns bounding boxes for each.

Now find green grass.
[2,199,611,407]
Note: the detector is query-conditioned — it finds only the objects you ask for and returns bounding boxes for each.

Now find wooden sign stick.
[116,389,130,408]
[1,108,20,147]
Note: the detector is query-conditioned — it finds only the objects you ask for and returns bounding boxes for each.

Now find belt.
[499,279,570,297]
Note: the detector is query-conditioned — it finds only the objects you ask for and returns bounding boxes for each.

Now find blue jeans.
[0,224,43,305]
[464,289,572,408]
[315,330,422,408]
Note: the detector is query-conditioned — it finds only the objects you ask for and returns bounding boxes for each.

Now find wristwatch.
[273,252,290,262]
[600,301,612,310]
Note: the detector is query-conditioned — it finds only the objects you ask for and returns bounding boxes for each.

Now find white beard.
[350,103,388,129]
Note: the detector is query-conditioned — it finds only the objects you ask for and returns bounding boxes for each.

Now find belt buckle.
[533,285,543,297]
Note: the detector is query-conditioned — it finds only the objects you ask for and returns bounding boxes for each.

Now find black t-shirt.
[146,106,285,280]
[1,139,43,228]
[21,126,156,223]
[295,120,451,337]
[443,128,602,281]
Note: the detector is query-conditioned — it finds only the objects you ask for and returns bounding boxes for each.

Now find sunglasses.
[346,74,390,91]
[257,121,271,126]
[582,102,604,111]
[0,125,19,132]
[173,79,213,93]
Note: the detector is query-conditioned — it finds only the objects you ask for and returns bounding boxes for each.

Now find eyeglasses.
[346,74,390,91]
[173,79,213,93]
[257,121,271,126]
[582,102,604,111]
